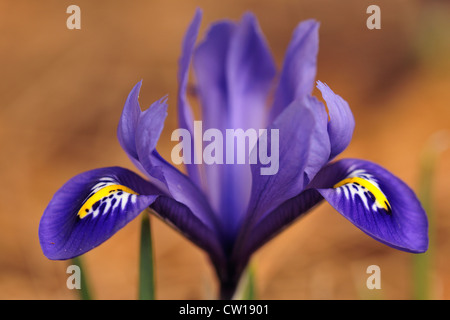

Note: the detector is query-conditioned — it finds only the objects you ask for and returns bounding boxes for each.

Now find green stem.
[71,255,93,300]
[242,264,256,300]
[231,263,257,300]
[139,212,155,300]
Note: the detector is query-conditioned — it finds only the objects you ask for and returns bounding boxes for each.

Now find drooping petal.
[312,158,428,253]
[39,167,160,260]
[177,8,202,186]
[193,13,276,239]
[316,81,355,160]
[234,158,428,268]
[39,167,226,268]
[269,19,319,122]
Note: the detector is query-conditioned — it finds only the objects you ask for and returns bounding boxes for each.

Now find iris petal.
[313,159,428,253]
[269,19,319,122]
[193,20,234,224]
[316,81,355,160]
[246,95,330,226]
[234,98,315,259]
[177,8,202,186]
[234,96,328,265]
[227,13,277,130]
[39,167,160,260]
[302,96,331,183]
[117,80,142,160]
[234,158,428,266]
[193,13,276,239]
[117,83,219,233]
[39,167,226,268]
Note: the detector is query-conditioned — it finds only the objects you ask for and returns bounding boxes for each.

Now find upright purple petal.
[227,13,277,130]
[117,80,142,160]
[316,81,355,160]
[312,159,428,253]
[269,20,319,122]
[193,14,276,240]
[39,167,160,260]
[177,9,202,186]
[193,21,234,226]
[193,21,234,134]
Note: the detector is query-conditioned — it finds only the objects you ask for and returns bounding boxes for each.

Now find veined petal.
[177,9,202,186]
[192,20,234,227]
[227,12,277,130]
[39,167,160,260]
[316,81,355,160]
[269,19,319,122]
[117,81,142,160]
[312,158,428,253]
[193,12,276,132]
[193,13,276,239]
[246,95,329,224]
[234,158,428,266]
[193,21,234,133]
[39,167,226,268]
[234,96,329,264]
[237,98,314,248]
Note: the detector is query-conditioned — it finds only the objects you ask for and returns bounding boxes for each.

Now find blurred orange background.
[0,0,449,299]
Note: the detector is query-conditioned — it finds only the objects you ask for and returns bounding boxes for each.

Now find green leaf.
[70,255,93,300]
[139,212,156,300]
[233,263,257,300]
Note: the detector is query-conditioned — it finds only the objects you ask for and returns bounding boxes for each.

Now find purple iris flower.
[39,10,428,299]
